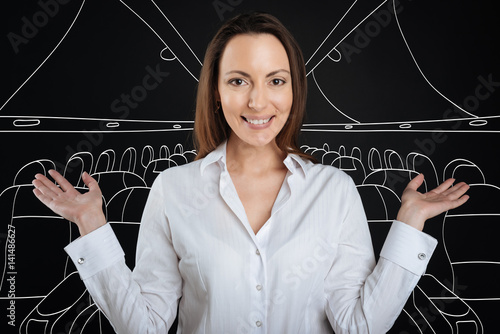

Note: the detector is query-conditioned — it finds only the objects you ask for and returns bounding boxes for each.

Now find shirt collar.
[200,141,227,176]
[283,153,309,178]
[200,140,310,178]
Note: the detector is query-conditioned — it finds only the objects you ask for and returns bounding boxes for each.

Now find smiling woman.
[193,12,311,162]
[216,33,296,234]
[31,11,470,334]
[218,33,292,149]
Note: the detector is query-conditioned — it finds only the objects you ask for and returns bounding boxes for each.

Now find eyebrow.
[224,69,290,78]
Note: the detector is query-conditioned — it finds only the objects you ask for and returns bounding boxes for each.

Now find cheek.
[273,90,293,115]
[220,92,245,115]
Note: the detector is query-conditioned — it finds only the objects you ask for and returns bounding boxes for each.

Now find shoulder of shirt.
[153,148,355,188]
[154,159,204,184]
[291,154,356,186]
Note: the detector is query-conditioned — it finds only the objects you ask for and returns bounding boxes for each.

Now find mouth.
[242,116,274,125]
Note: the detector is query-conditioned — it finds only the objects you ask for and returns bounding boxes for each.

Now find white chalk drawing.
[302,143,494,333]
[2,143,496,332]
[304,0,498,132]
[1,0,201,113]
[0,144,196,333]
[118,0,202,81]
[1,0,86,112]
[1,0,498,332]
[2,0,497,134]
[0,115,194,133]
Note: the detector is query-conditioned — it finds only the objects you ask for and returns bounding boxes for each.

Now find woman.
[32,12,469,333]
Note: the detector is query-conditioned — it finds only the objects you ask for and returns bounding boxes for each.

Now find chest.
[231,170,287,234]
[166,166,349,283]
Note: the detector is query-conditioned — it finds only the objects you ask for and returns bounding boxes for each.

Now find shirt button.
[255,249,260,255]
[418,253,426,260]
[256,284,262,291]
[256,320,262,327]
[77,258,85,264]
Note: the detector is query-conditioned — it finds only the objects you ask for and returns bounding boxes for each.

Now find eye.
[270,78,286,86]
[229,78,247,86]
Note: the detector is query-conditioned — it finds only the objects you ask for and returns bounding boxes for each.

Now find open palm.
[32,170,106,235]
[397,173,470,231]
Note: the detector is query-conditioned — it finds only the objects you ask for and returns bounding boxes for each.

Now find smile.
[242,116,273,125]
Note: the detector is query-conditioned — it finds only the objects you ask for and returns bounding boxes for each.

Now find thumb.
[405,173,425,192]
[82,172,100,192]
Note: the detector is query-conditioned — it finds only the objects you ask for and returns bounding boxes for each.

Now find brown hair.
[193,12,315,162]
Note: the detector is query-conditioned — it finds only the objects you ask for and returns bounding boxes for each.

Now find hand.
[32,170,107,236]
[396,174,470,231]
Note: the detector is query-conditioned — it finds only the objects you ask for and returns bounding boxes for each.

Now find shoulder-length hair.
[193,12,315,162]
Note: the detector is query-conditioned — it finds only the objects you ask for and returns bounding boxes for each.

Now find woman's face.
[217,33,293,148]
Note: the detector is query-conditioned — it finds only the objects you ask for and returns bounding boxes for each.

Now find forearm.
[83,261,177,333]
[65,224,179,333]
[326,221,437,333]
[327,258,421,333]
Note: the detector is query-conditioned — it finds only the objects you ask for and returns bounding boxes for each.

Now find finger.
[32,186,56,208]
[33,173,62,196]
[449,193,470,209]
[429,178,455,195]
[48,169,76,192]
[405,173,425,191]
[444,182,470,199]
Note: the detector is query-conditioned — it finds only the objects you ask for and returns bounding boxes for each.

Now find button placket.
[250,243,266,331]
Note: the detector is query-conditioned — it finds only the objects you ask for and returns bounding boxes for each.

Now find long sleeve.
[325,180,437,333]
[63,147,439,333]
[65,173,182,334]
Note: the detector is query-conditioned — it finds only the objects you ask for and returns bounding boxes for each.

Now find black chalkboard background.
[1,0,499,333]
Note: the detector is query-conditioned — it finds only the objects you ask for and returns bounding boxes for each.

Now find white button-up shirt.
[65,142,437,333]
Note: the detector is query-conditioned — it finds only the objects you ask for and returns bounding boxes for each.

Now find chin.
[239,134,276,148]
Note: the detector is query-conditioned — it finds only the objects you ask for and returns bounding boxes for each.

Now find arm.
[33,170,182,333]
[325,175,469,333]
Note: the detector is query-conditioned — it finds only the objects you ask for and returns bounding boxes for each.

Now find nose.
[248,84,268,112]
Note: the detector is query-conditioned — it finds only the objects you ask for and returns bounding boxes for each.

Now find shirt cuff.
[379,220,438,276]
[64,223,125,280]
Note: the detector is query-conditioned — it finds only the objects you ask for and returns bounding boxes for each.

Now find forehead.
[219,33,290,73]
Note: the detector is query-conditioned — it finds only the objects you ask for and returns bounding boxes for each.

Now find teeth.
[245,117,272,125]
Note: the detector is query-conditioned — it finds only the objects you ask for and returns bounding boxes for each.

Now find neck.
[226,135,286,175]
